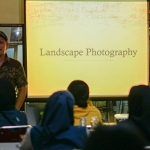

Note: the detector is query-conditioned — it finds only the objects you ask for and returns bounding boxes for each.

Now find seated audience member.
[0,78,28,126]
[67,80,103,126]
[19,90,89,150]
[84,85,150,150]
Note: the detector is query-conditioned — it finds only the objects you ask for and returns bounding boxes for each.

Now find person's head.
[31,90,88,150]
[0,31,8,56]
[128,85,150,118]
[84,124,146,150]
[41,90,75,131]
[0,78,16,110]
[67,80,89,108]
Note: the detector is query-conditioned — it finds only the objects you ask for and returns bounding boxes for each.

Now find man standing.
[0,30,28,110]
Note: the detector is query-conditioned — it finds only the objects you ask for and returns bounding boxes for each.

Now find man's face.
[0,37,8,56]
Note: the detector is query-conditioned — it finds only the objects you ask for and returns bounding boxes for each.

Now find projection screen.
[25,0,149,98]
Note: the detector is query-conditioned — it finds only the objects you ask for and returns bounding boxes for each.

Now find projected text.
[40,48,137,58]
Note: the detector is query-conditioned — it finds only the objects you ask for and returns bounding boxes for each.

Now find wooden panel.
[0,0,24,24]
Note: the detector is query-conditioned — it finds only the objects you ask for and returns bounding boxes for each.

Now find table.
[0,142,19,150]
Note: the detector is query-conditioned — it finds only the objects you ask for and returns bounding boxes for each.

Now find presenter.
[0,30,28,110]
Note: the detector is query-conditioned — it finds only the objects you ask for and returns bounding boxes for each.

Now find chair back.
[0,125,31,142]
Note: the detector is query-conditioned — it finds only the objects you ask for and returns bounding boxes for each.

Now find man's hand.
[15,85,27,110]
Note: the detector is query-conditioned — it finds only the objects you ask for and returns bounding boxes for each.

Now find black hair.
[67,80,89,108]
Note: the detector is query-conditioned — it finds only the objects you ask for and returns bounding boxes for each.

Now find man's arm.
[15,85,27,110]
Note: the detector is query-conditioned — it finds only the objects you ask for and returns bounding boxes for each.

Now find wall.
[0,0,24,24]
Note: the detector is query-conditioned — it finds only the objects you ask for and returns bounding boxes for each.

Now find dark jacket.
[84,85,150,150]
[0,78,28,126]
[0,109,28,126]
